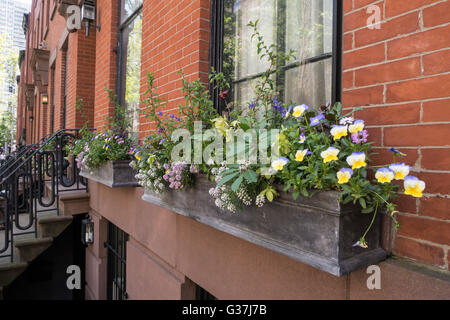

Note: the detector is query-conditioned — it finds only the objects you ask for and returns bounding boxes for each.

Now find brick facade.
[17,0,95,143]
[342,0,450,270]
[16,0,450,299]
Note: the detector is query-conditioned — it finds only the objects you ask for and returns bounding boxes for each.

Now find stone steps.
[15,237,53,263]
[44,181,90,216]
[0,185,90,299]
[0,262,28,287]
[0,214,74,295]
[59,192,90,216]
[38,216,73,238]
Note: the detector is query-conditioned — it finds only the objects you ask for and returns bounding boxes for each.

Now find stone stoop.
[14,237,53,263]
[38,216,73,238]
[0,215,75,299]
[59,192,90,216]
[0,263,28,288]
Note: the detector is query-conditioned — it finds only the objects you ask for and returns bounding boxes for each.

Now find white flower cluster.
[339,117,355,125]
[132,160,166,194]
[209,162,254,213]
[255,194,266,208]
[236,186,252,206]
[209,165,237,213]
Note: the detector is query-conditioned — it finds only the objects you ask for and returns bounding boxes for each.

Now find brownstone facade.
[17,0,450,299]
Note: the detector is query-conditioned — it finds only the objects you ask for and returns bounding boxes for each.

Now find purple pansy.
[310,114,325,127]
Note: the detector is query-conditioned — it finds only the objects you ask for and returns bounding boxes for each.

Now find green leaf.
[243,170,258,183]
[292,190,300,200]
[359,198,367,209]
[266,191,274,202]
[361,207,374,214]
[219,169,239,177]
[231,175,244,192]
[301,189,309,197]
[343,196,353,204]
[217,172,239,186]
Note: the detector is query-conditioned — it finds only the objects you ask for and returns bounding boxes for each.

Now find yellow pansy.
[321,147,340,163]
[404,176,426,198]
[346,152,367,170]
[330,125,348,141]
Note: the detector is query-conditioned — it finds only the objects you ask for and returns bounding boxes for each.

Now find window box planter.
[80,160,139,188]
[142,175,387,276]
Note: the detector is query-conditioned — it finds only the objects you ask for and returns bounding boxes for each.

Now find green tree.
[0,33,19,148]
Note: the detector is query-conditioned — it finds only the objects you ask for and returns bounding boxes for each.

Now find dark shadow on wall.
[4,214,87,300]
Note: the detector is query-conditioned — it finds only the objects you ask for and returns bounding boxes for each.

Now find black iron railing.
[0,129,88,262]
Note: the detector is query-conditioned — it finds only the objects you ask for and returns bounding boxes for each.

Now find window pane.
[284,58,332,108]
[224,0,277,85]
[121,0,143,24]
[122,13,142,137]
[286,0,333,62]
[223,0,334,109]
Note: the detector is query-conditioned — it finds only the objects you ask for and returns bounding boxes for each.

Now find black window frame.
[116,0,143,133]
[105,222,129,300]
[209,0,343,114]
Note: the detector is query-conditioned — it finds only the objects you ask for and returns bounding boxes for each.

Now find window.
[105,222,129,300]
[118,0,143,138]
[210,0,342,111]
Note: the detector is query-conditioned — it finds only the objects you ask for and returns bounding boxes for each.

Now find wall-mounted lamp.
[29,116,34,123]
[42,94,48,104]
[81,2,96,36]
[81,217,94,245]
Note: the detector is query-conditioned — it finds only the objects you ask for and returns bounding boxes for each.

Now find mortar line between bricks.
[343,48,450,73]
[342,96,450,108]
[398,211,450,223]
[373,146,450,150]
[396,235,450,254]
[342,74,450,93]
[365,122,450,128]
[343,22,450,58]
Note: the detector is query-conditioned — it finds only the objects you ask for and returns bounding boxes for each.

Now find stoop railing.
[0,129,88,262]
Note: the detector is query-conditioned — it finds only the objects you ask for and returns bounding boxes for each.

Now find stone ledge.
[80,160,139,188]
[142,175,386,277]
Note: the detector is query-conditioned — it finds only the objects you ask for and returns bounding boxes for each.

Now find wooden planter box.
[80,160,139,188]
[142,175,387,276]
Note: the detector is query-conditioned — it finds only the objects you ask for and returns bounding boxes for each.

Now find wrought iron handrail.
[0,133,52,178]
[0,129,90,262]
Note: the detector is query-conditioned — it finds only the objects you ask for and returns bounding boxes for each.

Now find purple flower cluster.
[163,162,187,190]
[272,97,283,113]
[189,164,199,174]
[351,130,369,143]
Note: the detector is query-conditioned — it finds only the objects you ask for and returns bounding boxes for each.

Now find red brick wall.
[66,30,96,130]
[139,0,211,139]
[342,0,450,270]
[54,48,67,131]
[94,0,120,130]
